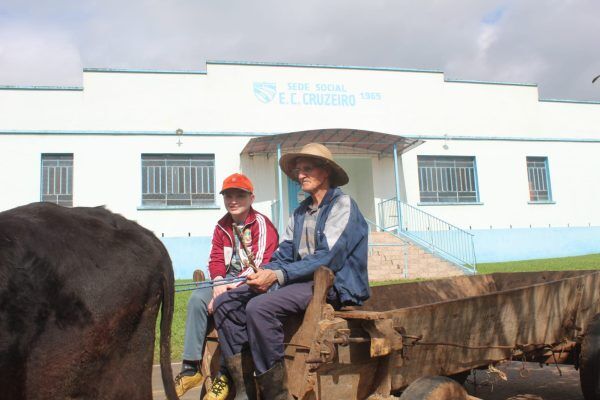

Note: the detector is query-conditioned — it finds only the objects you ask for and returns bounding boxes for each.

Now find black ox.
[0,202,177,400]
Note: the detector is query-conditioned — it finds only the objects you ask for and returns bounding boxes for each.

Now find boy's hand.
[246,269,277,293]
[208,276,227,314]
[212,276,228,299]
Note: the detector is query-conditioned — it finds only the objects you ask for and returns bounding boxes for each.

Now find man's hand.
[246,269,278,293]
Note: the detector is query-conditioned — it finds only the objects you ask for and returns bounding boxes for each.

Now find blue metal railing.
[377,198,477,273]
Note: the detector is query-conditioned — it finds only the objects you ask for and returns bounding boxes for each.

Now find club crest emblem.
[243,228,252,248]
[253,82,277,103]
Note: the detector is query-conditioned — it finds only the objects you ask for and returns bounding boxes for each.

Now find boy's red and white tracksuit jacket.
[207,207,279,280]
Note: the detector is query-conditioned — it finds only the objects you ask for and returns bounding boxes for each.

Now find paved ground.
[152,361,584,400]
[153,362,202,400]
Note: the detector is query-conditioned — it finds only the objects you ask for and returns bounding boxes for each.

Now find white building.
[1,61,599,278]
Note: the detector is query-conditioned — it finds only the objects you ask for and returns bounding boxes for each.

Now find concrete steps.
[368,231,465,281]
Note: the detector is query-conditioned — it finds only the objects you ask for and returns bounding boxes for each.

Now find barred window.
[527,157,552,202]
[418,156,479,203]
[141,154,215,207]
[41,154,73,207]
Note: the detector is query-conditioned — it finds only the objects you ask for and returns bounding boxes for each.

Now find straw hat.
[279,143,349,187]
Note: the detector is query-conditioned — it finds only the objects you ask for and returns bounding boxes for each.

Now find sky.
[1,0,599,101]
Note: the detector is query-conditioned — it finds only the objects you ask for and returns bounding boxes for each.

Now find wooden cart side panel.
[387,271,600,391]
[199,324,221,396]
[491,270,596,292]
[362,274,499,311]
[316,358,382,400]
[362,270,596,313]
[307,317,394,400]
[284,267,335,399]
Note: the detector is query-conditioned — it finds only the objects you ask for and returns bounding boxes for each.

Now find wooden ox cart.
[199,267,600,400]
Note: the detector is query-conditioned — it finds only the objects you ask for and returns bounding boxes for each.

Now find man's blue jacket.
[264,187,370,306]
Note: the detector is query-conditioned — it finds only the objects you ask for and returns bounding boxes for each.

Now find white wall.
[0,133,252,237]
[1,62,600,239]
[336,157,375,222]
[442,82,540,137]
[240,154,278,217]
[2,64,600,137]
[402,139,600,229]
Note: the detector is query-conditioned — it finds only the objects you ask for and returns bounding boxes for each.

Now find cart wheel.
[449,370,471,386]
[580,313,600,400]
[399,376,468,400]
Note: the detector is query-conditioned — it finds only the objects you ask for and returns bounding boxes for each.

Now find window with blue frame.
[41,154,73,207]
[418,155,479,203]
[141,154,215,207]
[526,156,552,202]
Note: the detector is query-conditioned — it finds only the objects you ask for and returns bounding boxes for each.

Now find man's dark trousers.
[213,281,314,374]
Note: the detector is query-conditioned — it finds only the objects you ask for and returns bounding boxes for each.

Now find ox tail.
[159,254,178,400]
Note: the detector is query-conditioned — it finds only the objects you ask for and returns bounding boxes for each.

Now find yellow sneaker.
[203,374,230,400]
[175,370,203,398]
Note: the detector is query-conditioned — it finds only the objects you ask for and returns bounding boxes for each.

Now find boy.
[175,173,278,399]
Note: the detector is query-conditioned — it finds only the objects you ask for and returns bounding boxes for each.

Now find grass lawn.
[155,253,600,363]
[476,253,600,274]
[154,280,193,364]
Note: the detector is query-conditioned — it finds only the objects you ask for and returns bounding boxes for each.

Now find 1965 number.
[360,92,382,100]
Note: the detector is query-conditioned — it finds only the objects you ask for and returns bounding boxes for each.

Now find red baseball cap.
[220,173,254,194]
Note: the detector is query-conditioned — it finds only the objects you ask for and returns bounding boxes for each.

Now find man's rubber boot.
[224,353,257,400]
[255,361,293,400]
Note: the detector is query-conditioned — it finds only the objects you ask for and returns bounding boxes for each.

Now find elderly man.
[213,143,370,400]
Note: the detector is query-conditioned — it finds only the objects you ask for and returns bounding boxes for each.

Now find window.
[527,156,552,202]
[141,154,215,207]
[41,154,73,207]
[418,156,479,203]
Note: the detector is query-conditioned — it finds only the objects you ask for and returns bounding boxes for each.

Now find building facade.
[1,61,599,277]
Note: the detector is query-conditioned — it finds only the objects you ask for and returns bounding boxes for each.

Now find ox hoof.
[399,376,468,400]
